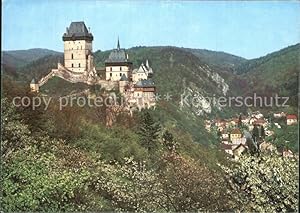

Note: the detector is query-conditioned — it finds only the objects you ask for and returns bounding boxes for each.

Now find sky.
[2,0,300,59]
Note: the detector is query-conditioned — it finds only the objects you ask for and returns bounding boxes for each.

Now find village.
[205,111,298,160]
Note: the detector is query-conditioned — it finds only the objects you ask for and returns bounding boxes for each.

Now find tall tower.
[62,21,93,73]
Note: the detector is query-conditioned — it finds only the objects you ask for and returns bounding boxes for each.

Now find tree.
[157,153,233,211]
[252,124,259,143]
[260,125,265,139]
[217,128,222,138]
[221,154,298,212]
[238,114,242,127]
[137,111,161,152]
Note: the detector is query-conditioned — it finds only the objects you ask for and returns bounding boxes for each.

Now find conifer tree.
[137,111,161,152]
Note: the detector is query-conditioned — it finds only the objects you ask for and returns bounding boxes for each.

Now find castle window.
[71,53,73,59]
[79,63,81,67]
[120,67,122,71]
[110,67,112,71]
[72,63,74,68]
[120,73,122,76]
[110,73,112,77]
[86,55,88,60]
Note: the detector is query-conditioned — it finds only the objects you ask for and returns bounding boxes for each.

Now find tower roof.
[63,21,93,41]
[105,38,129,63]
[117,37,120,50]
[134,79,155,88]
[120,74,129,81]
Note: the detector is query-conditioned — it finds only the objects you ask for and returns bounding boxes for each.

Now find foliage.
[270,124,298,152]
[221,154,299,212]
[157,153,233,211]
[137,110,161,152]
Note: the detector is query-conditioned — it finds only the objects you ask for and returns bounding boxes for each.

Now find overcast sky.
[2,0,300,59]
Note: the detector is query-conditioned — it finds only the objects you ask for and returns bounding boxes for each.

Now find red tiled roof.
[254,119,266,124]
[220,143,232,150]
[287,114,297,120]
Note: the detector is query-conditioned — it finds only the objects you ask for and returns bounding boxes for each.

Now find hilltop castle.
[30,21,156,110]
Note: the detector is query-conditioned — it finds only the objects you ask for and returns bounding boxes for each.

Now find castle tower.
[62,21,94,73]
[119,74,129,94]
[30,78,39,92]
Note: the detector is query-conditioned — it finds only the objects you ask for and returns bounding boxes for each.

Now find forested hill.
[234,43,299,106]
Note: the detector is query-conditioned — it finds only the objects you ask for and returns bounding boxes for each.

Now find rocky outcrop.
[200,65,229,96]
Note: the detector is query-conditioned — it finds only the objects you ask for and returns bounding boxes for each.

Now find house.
[132,60,153,83]
[253,112,264,119]
[233,144,248,159]
[229,118,239,126]
[274,112,286,118]
[220,143,233,155]
[259,141,277,153]
[230,128,242,140]
[249,117,257,125]
[274,122,281,129]
[265,130,274,136]
[231,137,247,145]
[286,114,297,125]
[282,149,294,158]
[241,116,249,124]
[221,131,229,140]
[215,119,226,127]
[253,119,267,127]
[132,79,156,109]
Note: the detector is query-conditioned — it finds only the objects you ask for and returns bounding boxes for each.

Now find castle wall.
[64,40,92,73]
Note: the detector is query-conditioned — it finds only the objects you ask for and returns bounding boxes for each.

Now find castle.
[30,21,156,110]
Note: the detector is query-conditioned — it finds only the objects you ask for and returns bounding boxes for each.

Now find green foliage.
[1,97,234,212]
[236,43,300,106]
[271,124,298,152]
[40,76,90,96]
[137,110,161,152]
[221,154,299,212]
[75,122,148,163]
[162,130,177,151]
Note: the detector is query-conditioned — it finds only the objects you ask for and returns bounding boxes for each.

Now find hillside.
[182,48,246,71]
[235,43,299,106]
[2,44,299,142]
[2,48,61,68]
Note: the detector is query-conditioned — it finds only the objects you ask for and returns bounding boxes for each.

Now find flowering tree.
[221,154,298,212]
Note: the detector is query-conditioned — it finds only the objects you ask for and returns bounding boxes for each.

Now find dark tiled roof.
[105,39,130,63]
[105,49,128,63]
[120,74,128,81]
[135,79,155,88]
[31,78,36,84]
[63,22,93,41]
